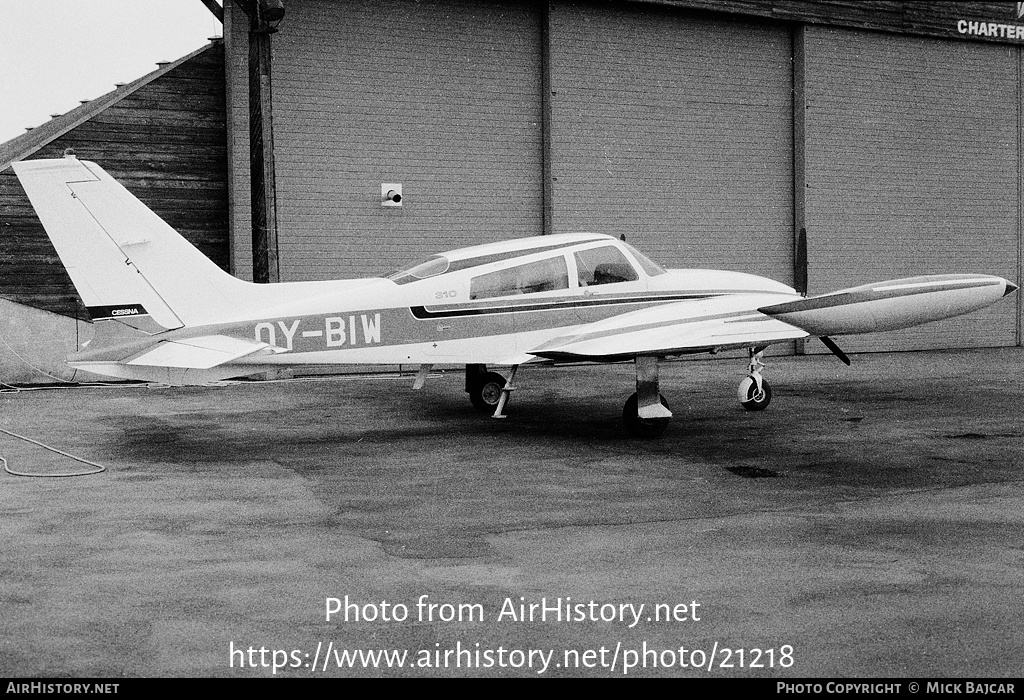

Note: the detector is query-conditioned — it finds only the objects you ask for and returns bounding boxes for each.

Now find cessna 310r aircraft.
[11,155,1019,436]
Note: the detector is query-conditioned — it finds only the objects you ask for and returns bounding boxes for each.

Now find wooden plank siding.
[0,43,229,319]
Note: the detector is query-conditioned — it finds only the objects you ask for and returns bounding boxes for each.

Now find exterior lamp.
[259,0,285,32]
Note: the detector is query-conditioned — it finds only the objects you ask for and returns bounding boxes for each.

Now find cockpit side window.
[574,246,639,287]
[470,256,569,300]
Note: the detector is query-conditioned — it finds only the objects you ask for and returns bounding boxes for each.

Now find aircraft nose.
[1005,280,1019,297]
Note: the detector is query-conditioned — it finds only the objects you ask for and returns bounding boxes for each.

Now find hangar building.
[222,0,1023,355]
[0,0,1021,382]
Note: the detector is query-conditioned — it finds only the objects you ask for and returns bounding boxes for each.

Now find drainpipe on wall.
[234,0,285,284]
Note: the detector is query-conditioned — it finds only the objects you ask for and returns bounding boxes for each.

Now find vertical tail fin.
[11,155,250,330]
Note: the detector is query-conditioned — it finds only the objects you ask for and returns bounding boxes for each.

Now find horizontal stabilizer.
[67,362,257,386]
[125,335,283,370]
[68,334,285,385]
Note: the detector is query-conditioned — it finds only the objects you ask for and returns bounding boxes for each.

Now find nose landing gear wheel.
[622,392,671,438]
[738,376,772,411]
[469,371,507,413]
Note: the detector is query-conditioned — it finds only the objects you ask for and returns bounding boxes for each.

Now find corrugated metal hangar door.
[547,4,794,281]
[270,0,544,281]
[803,28,1021,351]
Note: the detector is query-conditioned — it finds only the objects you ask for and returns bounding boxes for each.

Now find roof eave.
[0,40,220,171]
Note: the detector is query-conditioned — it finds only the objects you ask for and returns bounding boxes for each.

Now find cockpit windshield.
[622,242,667,276]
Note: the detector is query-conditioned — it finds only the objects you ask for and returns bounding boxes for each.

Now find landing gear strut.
[737,348,772,411]
[466,364,517,417]
[622,356,672,438]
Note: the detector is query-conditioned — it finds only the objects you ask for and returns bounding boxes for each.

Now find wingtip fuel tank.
[758,274,1016,336]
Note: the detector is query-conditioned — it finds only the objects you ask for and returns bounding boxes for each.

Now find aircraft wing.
[530,293,808,361]
[530,274,1016,362]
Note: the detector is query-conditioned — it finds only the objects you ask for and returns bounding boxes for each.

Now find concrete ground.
[0,348,1021,678]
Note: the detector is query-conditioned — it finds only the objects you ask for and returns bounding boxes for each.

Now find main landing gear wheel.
[622,392,671,438]
[469,371,507,413]
[737,375,772,411]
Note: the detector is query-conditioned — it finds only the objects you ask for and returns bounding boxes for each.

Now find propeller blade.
[820,336,851,366]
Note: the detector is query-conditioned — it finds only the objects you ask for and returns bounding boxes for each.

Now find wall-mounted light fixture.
[259,0,286,33]
[382,183,403,207]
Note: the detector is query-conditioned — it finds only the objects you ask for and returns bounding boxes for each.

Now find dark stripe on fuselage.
[410,293,722,319]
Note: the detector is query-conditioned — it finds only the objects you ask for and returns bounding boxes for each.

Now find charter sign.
[956,3,1024,40]
[957,19,1024,39]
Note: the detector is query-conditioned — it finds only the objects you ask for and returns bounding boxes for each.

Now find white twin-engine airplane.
[11,156,1019,436]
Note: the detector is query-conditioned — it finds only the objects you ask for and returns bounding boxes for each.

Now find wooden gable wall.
[0,42,229,319]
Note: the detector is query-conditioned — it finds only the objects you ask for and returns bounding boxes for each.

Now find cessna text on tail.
[10,156,1018,436]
